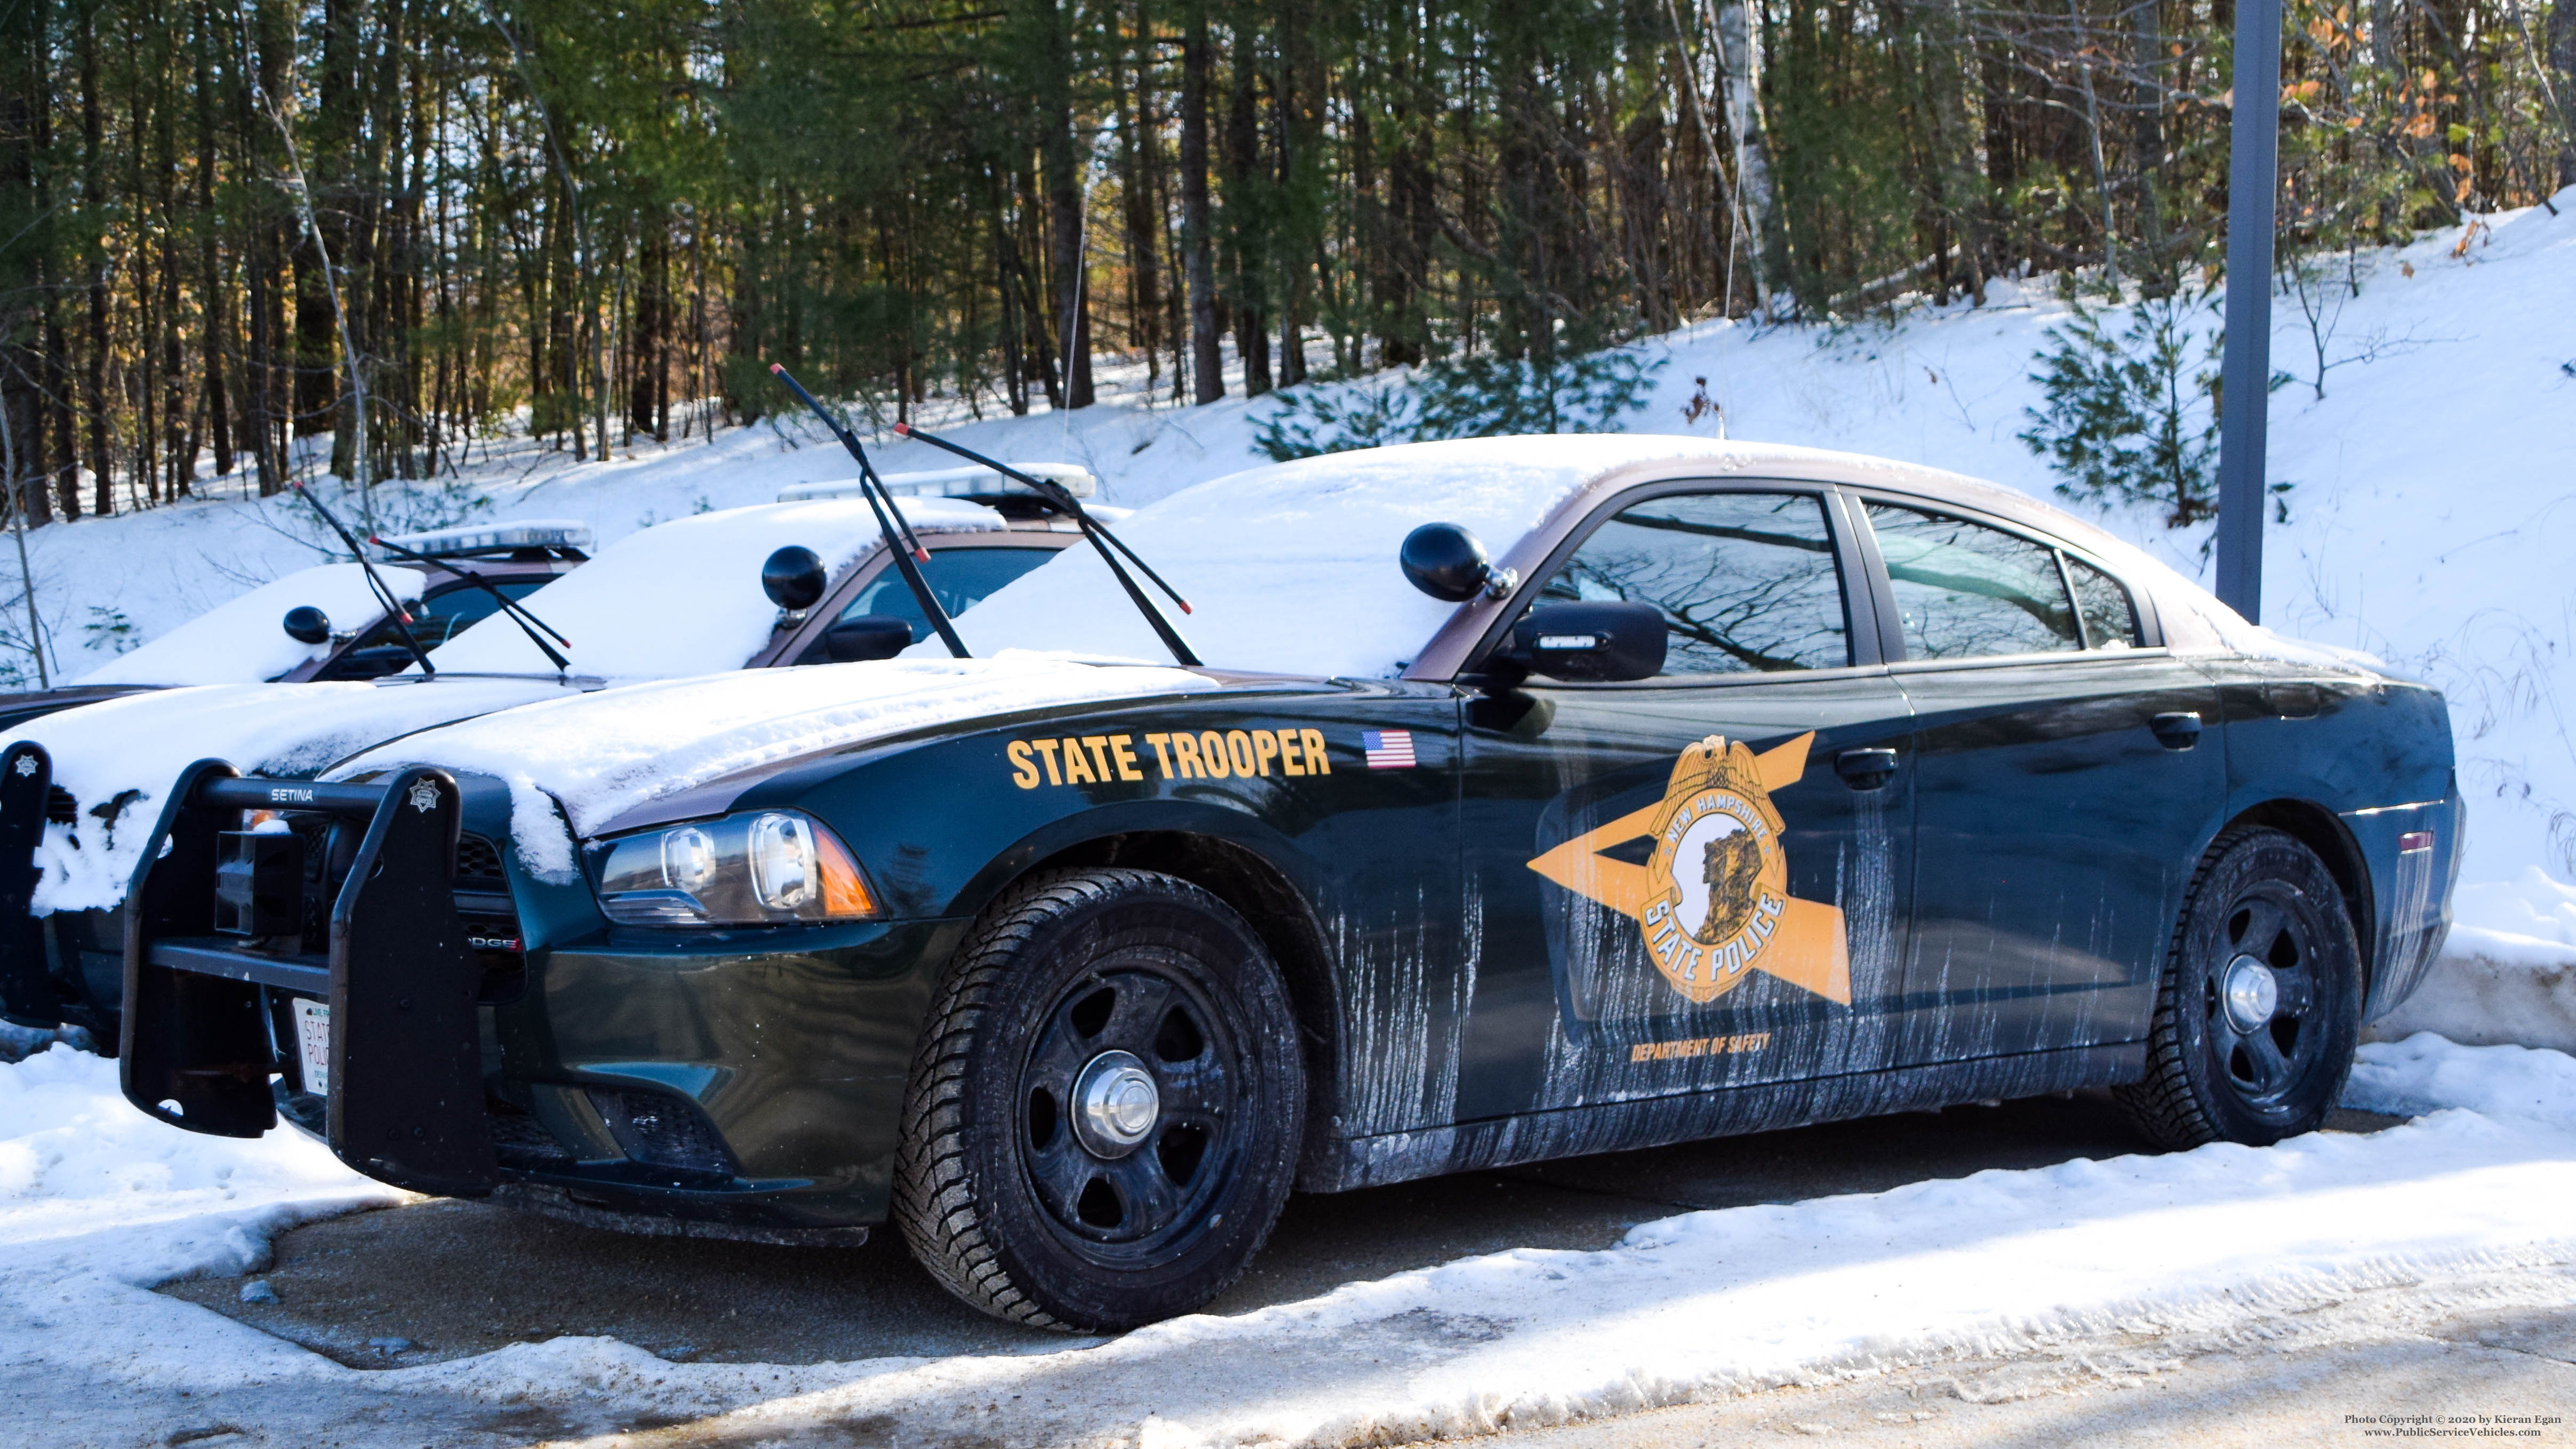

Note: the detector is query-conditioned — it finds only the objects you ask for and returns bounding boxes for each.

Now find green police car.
[112,435,2460,1332]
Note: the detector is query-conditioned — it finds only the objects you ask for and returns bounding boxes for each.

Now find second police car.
[0,466,1092,1037]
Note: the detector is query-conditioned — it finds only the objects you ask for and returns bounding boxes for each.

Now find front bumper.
[119,763,955,1232]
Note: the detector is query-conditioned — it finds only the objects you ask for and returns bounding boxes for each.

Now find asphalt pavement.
[158,1093,2402,1371]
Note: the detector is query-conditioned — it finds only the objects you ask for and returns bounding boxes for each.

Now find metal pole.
[2214,0,2281,623]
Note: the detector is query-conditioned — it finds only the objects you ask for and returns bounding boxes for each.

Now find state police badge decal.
[1527,732,1852,1005]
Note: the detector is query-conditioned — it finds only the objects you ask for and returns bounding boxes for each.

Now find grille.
[588,1088,739,1181]
[44,787,75,824]
[455,833,504,882]
[486,1098,574,1167]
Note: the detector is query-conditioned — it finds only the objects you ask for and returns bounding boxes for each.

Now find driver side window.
[1534,490,1849,677]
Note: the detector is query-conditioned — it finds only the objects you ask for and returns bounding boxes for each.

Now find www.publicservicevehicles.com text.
[2351,1414,2563,1437]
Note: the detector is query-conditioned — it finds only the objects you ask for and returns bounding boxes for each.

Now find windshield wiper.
[293,484,436,677]
[370,533,573,674]
[765,364,972,660]
[891,422,1201,668]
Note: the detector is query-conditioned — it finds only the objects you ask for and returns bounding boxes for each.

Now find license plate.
[292,998,332,1096]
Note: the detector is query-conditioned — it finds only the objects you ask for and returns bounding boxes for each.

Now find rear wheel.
[893,867,1304,1331]
[2115,828,2362,1149]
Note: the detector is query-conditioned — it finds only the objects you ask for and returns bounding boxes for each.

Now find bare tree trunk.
[196,6,234,480]
[79,10,111,517]
[1226,30,1270,396]
[1036,0,1094,409]
[2553,0,2576,186]
[1709,0,1786,315]
[1113,6,1164,385]
[1181,0,1223,402]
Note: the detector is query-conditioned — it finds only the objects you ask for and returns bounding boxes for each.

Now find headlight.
[594,811,879,926]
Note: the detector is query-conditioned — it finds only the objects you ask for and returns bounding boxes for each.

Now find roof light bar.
[777,463,1097,506]
[373,519,596,559]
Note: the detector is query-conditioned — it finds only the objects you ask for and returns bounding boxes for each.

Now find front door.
[1854,499,2227,1064]
[1455,484,1919,1123]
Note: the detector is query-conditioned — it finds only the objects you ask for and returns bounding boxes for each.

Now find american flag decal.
[1362,730,1418,770]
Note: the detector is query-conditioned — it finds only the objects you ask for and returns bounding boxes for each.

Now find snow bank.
[332,654,1215,875]
[75,563,424,688]
[925,435,1744,677]
[423,497,1002,681]
[2346,1032,2576,1131]
[4,677,570,912]
[2363,869,2576,1053]
[2450,868,2576,965]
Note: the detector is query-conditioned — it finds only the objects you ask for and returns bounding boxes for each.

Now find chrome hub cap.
[2221,954,2279,1035]
[1071,1050,1160,1158]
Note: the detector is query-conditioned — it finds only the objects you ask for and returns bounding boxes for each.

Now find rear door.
[1454,483,1919,1123]
[1855,498,2224,1064]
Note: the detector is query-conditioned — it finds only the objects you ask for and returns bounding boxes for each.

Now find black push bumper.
[0,741,118,1037]
[118,759,500,1198]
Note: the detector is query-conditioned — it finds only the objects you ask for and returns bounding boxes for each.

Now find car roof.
[927,435,2294,681]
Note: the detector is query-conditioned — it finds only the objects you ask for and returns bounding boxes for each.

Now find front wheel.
[893,867,1305,1331]
[2115,828,2363,1149]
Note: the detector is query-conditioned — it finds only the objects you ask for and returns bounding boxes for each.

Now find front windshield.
[316,580,552,681]
[796,547,1060,663]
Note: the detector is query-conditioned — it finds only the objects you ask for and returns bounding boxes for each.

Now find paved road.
[159,1089,2231,1368]
[1412,1288,2576,1448]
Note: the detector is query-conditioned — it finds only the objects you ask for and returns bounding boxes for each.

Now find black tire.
[892,867,1305,1331]
[2115,827,2363,1150]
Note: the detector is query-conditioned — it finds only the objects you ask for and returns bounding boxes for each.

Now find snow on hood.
[73,563,426,688]
[8,678,571,912]
[918,436,1735,677]
[422,497,1002,681]
[331,654,1215,879]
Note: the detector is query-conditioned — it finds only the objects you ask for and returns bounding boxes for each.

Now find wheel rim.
[2197,882,2330,1113]
[1017,959,1249,1262]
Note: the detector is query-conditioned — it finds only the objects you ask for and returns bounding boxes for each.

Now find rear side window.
[1865,504,2079,660]
[2066,556,2140,650]
[1534,491,1847,676]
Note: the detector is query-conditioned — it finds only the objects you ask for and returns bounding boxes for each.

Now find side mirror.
[762,546,827,610]
[822,614,915,663]
[1402,522,1511,602]
[1508,602,1667,683]
[282,606,333,645]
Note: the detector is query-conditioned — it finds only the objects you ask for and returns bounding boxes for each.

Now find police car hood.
[7,677,571,913]
[74,563,428,687]
[330,654,1215,881]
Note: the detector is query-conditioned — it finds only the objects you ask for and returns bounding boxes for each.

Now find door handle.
[1834,748,1900,790]
[2151,711,2204,750]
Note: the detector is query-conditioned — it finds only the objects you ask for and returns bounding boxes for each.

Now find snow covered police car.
[111,435,2460,1333]
[0,519,593,732]
[0,468,1087,1038]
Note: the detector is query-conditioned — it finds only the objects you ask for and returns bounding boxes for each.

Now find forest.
[0,0,2569,523]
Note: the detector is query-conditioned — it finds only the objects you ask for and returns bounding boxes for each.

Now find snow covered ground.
[4,1034,2572,1446]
